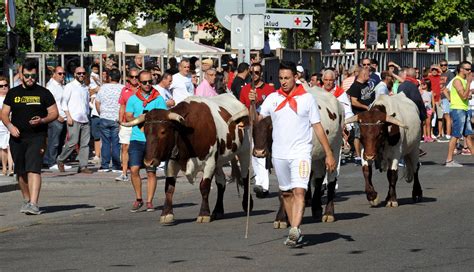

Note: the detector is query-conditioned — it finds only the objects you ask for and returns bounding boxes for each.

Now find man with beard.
[1,59,58,215]
[125,70,167,212]
[56,66,93,174]
[241,63,275,198]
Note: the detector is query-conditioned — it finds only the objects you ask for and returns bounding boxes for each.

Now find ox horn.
[168,112,185,124]
[344,115,359,124]
[121,114,145,127]
[385,115,407,129]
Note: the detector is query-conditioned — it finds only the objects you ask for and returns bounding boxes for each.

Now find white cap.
[296,65,304,73]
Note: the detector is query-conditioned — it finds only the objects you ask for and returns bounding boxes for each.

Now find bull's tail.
[230,158,244,187]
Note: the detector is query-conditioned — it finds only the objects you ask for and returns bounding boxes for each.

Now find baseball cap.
[202,59,213,65]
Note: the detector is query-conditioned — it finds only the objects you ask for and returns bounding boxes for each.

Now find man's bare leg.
[27,172,41,204]
[18,174,30,201]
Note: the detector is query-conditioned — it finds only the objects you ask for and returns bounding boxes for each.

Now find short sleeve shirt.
[125,94,167,142]
[260,87,320,159]
[96,83,125,121]
[347,81,374,114]
[3,84,56,137]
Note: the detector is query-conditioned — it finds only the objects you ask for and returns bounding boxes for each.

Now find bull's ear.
[344,115,358,124]
[385,115,407,129]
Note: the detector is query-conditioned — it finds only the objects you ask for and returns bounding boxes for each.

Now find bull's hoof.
[242,198,254,213]
[273,221,288,229]
[322,214,335,223]
[211,212,224,220]
[385,200,399,207]
[369,195,380,207]
[160,214,175,225]
[196,215,211,223]
[412,191,423,203]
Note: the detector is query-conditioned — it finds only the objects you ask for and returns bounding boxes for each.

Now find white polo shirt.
[46,78,66,119]
[171,73,193,104]
[260,89,321,159]
[61,79,90,123]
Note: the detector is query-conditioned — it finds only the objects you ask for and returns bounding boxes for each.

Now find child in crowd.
[420,79,435,142]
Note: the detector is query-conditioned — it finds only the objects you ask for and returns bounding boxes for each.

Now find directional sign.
[264,13,313,29]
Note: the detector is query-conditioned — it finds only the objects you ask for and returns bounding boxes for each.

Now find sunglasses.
[362,63,370,66]
[0,84,8,88]
[57,72,65,75]
[440,64,448,67]
[76,72,86,75]
[152,73,160,77]
[252,71,261,75]
[140,80,153,85]
[462,67,471,71]
[130,75,139,79]
[388,65,395,68]
[24,74,38,79]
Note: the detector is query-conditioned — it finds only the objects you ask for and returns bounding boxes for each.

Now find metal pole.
[356,0,361,50]
[7,24,14,88]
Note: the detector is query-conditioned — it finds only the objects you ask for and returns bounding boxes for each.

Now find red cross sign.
[294,17,301,26]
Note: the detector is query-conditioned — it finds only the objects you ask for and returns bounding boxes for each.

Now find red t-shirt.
[227,71,235,90]
[427,75,441,102]
[239,82,275,109]
[118,84,137,122]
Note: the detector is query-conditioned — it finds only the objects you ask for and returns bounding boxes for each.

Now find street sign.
[5,0,16,28]
[264,13,313,29]
[231,14,264,50]
[215,0,266,31]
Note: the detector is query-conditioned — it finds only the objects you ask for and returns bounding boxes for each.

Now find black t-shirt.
[347,81,374,114]
[398,81,427,122]
[231,76,247,99]
[4,84,56,137]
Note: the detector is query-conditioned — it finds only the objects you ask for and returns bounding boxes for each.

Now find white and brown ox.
[345,93,423,207]
[123,94,252,224]
[253,86,344,228]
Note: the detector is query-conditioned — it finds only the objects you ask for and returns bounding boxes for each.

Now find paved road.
[0,142,473,271]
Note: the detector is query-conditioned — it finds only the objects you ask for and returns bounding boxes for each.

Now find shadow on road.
[42,204,95,214]
[397,196,437,206]
[155,202,197,210]
[302,232,355,247]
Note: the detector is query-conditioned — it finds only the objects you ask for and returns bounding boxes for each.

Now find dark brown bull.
[123,98,252,224]
[345,97,423,207]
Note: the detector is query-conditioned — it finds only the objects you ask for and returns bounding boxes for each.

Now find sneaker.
[284,227,303,248]
[20,201,30,213]
[49,164,72,170]
[445,160,463,167]
[354,157,362,166]
[24,203,42,215]
[461,148,471,155]
[115,174,129,182]
[111,169,122,173]
[89,156,101,164]
[98,168,111,173]
[437,136,450,142]
[146,202,155,212]
[130,200,143,212]
[78,167,93,174]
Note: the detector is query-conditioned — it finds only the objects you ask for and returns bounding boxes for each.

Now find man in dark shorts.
[1,59,58,215]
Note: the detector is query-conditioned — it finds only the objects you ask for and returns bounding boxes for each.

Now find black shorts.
[10,134,46,175]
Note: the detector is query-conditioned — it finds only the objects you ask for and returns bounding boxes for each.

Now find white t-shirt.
[260,89,321,159]
[171,73,193,104]
[0,96,8,133]
[46,78,66,118]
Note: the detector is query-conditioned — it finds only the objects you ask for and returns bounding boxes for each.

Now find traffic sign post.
[264,13,313,29]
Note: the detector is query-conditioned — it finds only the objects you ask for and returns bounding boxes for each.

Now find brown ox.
[345,93,423,207]
[253,86,344,227]
[123,94,252,224]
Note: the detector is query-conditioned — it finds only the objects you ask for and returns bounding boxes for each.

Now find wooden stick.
[245,72,257,239]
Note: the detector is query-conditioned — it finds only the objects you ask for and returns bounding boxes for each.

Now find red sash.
[275,85,306,113]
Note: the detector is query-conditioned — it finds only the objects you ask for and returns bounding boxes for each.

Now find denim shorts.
[450,109,473,138]
[441,98,450,114]
[128,140,156,172]
[90,116,101,141]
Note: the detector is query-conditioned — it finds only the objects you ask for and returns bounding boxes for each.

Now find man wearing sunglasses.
[1,59,58,215]
[125,70,167,212]
[43,66,71,171]
[56,67,93,174]
[445,61,473,167]
[241,63,275,198]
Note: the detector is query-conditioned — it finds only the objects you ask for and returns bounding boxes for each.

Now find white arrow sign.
[264,13,313,29]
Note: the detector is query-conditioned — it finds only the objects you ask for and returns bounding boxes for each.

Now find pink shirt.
[195,79,217,97]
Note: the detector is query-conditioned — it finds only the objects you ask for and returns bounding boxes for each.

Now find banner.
[364,21,378,48]
[387,23,396,47]
[400,23,409,46]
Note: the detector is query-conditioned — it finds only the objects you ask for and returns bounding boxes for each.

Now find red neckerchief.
[405,76,419,87]
[326,85,345,98]
[136,88,159,107]
[275,84,306,113]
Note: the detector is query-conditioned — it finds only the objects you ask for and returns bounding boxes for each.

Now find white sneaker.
[49,164,72,170]
[445,160,463,167]
[111,169,122,173]
[115,174,129,182]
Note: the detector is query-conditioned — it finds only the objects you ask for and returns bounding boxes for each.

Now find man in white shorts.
[255,61,336,247]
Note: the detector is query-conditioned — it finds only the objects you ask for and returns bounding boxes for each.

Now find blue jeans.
[43,120,67,167]
[99,118,121,170]
[450,109,473,138]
